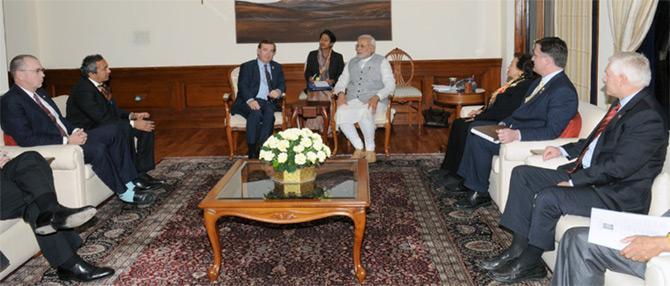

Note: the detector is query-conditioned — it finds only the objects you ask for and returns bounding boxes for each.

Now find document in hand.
[588,208,670,254]
[308,80,332,91]
[470,125,506,144]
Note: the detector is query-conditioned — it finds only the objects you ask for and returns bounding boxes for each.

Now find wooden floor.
[154,125,450,161]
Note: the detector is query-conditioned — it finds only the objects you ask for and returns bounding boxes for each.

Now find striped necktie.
[568,102,621,173]
[32,93,67,137]
[524,81,545,103]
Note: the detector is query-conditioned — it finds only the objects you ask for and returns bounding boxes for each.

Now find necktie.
[32,93,67,137]
[264,64,273,88]
[524,81,545,103]
[568,102,621,173]
[98,84,112,101]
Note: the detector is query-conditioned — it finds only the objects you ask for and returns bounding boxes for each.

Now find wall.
[597,0,615,107]
[3,0,506,68]
[0,1,8,93]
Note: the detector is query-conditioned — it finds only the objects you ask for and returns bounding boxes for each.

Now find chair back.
[385,47,414,87]
[52,94,69,116]
[229,67,240,102]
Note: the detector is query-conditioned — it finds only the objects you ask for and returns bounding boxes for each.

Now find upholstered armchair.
[385,47,423,126]
[529,133,670,286]
[222,66,287,158]
[331,96,396,157]
[0,94,113,280]
[460,101,607,210]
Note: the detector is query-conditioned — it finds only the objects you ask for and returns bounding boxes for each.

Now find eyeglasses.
[19,68,46,74]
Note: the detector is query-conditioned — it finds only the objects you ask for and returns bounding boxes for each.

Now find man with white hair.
[334,34,395,163]
[482,52,668,283]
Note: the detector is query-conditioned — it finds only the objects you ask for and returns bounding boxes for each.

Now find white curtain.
[608,0,659,52]
[554,0,592,102]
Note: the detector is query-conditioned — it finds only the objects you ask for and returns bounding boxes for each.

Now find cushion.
[559,112,582,138]
[0,218,20,234]
[393,86,422,99]
[374,108,396,126]
[554,214,590,241]
[3,134,17,146]
[229,112,284,129]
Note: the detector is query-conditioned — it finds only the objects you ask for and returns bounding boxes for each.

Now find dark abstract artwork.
[235,0,392,43]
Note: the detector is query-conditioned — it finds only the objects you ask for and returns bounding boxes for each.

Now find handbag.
[422,107,450,128]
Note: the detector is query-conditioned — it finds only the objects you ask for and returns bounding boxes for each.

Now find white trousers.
[336,99,385,151]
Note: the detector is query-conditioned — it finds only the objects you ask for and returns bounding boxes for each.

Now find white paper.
[470,127,500,144]
[313,80,330,88]
[588,208,670,253]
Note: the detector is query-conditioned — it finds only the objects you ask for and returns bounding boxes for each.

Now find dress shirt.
[254,59,271,101]
[20,86,69,144]
[333,54,395,101]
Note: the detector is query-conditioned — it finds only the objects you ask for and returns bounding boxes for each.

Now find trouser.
[552,227,645,285]
[0,151,81,268]
[499,165,608,250]
[456,120,499,192]
[82,124,138,194]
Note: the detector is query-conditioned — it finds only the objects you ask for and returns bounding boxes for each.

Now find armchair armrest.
[525,154,572,169]
[500,138,581,161]
[0,145,83,170]
[460,105,483,117]
[223,92,231,102]
[645,255,670,286]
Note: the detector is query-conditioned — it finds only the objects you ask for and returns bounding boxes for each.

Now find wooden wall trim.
[41,59,501,127]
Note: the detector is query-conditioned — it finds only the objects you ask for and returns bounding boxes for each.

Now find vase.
[271,167,317,196]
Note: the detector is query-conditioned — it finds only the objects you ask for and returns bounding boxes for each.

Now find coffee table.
[198,159,370,282]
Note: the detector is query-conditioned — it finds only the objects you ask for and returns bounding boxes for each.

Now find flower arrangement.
[259,128,332,172]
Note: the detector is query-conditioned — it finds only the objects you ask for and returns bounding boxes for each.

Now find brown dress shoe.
[365,151,377,163]
[351,150,366,159]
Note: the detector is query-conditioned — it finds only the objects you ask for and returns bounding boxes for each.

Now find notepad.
[470,125,505,144]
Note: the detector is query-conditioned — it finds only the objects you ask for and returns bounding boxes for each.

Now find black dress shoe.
[479,248,523,271]
[35,206,97,235]
[454,191,491,209]
[490,257,547,283]
[140,173,166,185]
[428,168,450,181]
[134,179,162,191]
[122,191,156,206]
[438,176,465,191]
[57,260,114,282]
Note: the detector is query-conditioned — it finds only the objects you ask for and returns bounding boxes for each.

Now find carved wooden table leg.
[352,208,367,283]
[204,209,222,282]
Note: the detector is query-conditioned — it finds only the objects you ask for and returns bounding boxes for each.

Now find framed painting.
[235,0,392,43]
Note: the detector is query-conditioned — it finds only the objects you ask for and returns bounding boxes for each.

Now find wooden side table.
[432,88,486,149]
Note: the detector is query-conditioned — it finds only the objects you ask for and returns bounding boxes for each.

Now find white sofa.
[0,95,113,280]
[460,101,607,211]
[525,133,670,285]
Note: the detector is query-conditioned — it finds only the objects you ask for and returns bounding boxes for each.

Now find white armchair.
[461,101,607,210]
[526,133,670,285]
[0,95,113,280]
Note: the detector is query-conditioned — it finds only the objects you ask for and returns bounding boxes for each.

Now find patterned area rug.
[2,155,551,285]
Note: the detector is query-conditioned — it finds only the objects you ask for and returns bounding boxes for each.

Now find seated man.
[0,54,156,206]
[333,34,395,163]
[231,40,286,159]
[450,37,578,209]
[552,209,670,285]
[484,52,668,283]
[0,151,114,282]
[67,54,163,189]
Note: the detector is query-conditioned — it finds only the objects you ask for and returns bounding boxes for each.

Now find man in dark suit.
[483,52,668,283]
[0,54,155,205]
[1,151,114,282]
[67,54,163,189]
[451,37,579,209]
[231,40,286,159]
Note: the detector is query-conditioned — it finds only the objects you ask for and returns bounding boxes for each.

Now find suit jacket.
[501,71,578,141]
[304,49,345,86]
[67,77,130,130]
[231,59,286,116]
[475,75,535,121]
[1,85,75,146]
[561,90,668,213]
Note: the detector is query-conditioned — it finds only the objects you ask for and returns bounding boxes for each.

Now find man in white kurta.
[334,34,395,163]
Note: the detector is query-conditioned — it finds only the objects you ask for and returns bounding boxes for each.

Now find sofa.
[460,100,607,211]
[525,133,670,285]
[0,95,113,280]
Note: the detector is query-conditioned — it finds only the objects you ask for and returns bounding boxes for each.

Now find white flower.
[311,133,322,142]
[295,153,307,165]
[293,145,305,153]
[306,151,317,163]
[313,140,323,150]
[282,128,299,140]
[300,138,312,148]
[277,152,288,163]
[316,151,326,162]
[322,146,331,157]
[277,140,290,152]
[259,150,273,161]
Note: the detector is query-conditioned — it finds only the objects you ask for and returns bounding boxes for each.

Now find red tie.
[32,93,67,137]
[568,102,621,173]
[98,84,112,101]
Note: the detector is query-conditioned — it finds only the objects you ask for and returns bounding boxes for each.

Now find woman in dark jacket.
[304,29,345,88]
[431,53,538,186]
